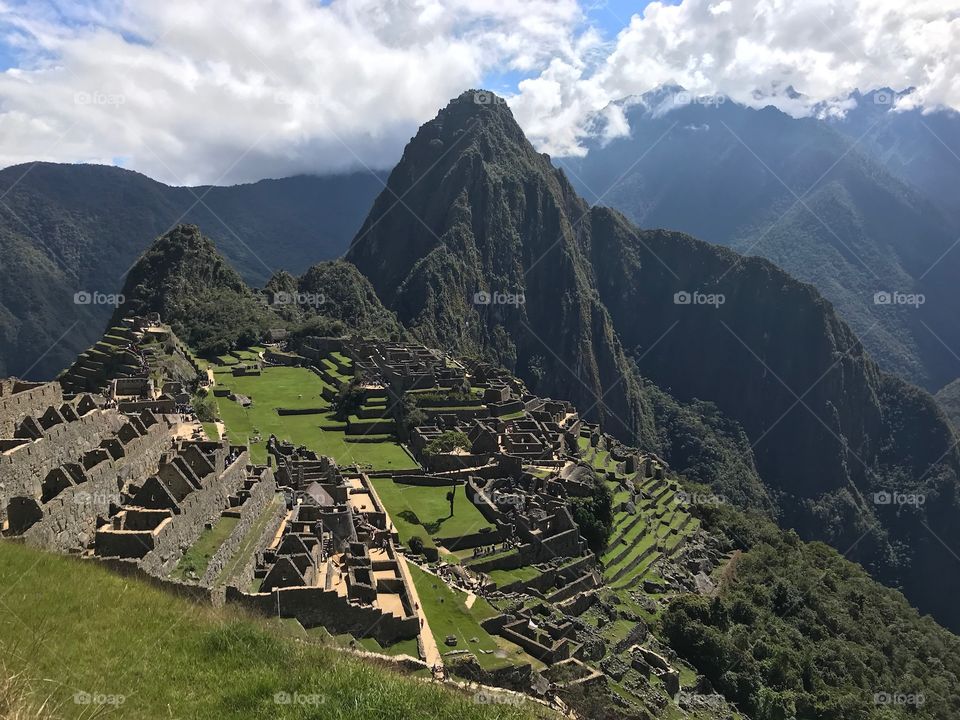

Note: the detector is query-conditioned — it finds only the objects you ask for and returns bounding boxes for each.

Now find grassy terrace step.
[486,564,543,587]
[407,564,541,671]
[170,514,240,580]
[611,552,663,590]
[606,512,646,552]
[604,533,658,581]
[0,542,552,720]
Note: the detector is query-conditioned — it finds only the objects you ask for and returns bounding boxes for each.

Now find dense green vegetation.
[265,260,404,338]
[424,430,471,455]
[567,467,614,553]
[115,224,272,355]
[0,163,381,380]
[0,541,552,720]
[662,502,960,720]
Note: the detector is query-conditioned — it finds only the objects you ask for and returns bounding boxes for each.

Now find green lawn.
[485,565,542,587]
[0,542,554,720]
[212,366,416,470]
[406,564,538,671]
[371,480,494,542]
[170,515,239,580]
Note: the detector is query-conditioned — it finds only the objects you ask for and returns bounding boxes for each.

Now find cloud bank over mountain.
[0,0,957,182]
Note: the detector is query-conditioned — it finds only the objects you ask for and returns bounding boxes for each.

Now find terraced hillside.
[59,316,202,394]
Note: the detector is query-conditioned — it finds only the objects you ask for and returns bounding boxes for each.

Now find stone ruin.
[227,443,420,645]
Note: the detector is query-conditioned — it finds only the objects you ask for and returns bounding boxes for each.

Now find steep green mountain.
[827,88,960,224]
[0,163,383,379]
[263,260,405,339]
[347,90,656,447]
[113,224,271,355]
[346,90,960,631]
[558,88,960,392]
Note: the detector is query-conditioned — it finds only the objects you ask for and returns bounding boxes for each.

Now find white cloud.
[0,0,582,183]
[0,0,958,181]
[509,0,960,157]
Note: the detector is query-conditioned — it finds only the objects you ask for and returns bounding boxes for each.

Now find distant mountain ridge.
[347,90,960,631]
[0,162,384,379]
[559,87,960,393]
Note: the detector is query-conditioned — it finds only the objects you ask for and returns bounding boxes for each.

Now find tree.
[424,430,470,455]
[192,392,218,422]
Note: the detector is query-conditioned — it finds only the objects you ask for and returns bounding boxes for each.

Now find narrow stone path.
[364,474,443,670]
[395,552,444,670]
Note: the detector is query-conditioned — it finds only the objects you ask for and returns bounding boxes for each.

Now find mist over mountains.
[558,87,960,393]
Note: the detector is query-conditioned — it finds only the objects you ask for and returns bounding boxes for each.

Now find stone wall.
[138,451,250,576]
[228,498,288,589]
[1,409,127,518]
[0,381,62,437]
[436,527,503,551]
[201,477,275,586]
[226,585,419,645]
[19,419,172,552]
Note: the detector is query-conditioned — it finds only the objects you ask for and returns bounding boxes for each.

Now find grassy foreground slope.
[0,542,552,720]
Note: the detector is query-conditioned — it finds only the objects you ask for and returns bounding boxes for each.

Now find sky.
[0,0,957,185]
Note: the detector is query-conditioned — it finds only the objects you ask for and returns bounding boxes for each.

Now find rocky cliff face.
[347,91,654,445]
[347,90,960,630]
